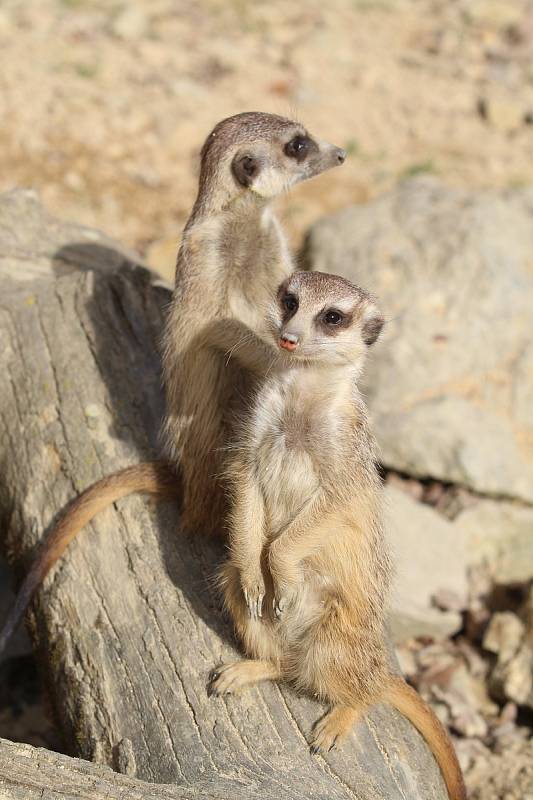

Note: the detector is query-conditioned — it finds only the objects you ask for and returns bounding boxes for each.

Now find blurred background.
[1,0,532,278]
[1,2,532,798]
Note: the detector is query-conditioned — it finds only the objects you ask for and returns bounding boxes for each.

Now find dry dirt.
[1,0,533,281]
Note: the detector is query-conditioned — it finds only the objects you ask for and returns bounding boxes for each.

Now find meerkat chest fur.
[247,369,352,534]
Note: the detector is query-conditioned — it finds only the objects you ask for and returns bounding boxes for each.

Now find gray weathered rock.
[454,499,533,585]
[483,612,526,664]
[385,487,468,641]
[484,609,533,710]
[0,187,145,284]
[304,178,533,503]
[387,486,533,640]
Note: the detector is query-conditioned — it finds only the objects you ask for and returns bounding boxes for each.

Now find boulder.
[387,485,533,640]
[304,178,533,504]
[454,499,533,585]
[385,486,468,641]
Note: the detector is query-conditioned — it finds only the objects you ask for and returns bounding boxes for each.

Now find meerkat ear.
[232,153,260,187]
[362,308,384,346]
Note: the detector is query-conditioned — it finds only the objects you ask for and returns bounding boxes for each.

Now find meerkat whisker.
[224,333,255,366]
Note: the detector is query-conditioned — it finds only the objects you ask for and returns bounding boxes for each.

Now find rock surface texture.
[385,486,468,641]
[304,177,533,505]
[0,190,448,799]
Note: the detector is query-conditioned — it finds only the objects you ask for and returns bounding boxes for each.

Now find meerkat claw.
[243,584,264,619]
[274,596,287,619]
[310,706,358,754]
[310,736,338,755]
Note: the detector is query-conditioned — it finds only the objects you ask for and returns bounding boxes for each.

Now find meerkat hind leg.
[208,659,280,696]
[310,705,362,754]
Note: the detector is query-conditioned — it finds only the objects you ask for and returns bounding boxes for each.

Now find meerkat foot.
[207,659,279,697]
[310,706,360,754]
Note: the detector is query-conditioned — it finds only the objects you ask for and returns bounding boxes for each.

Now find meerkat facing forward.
[209,271,465,800]
[0,113,346,653]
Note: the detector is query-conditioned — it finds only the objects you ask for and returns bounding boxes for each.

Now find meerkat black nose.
[335,148,347,164]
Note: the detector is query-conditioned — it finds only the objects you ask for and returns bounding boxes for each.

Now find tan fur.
[210,272,466,800]
[0,113,345,653]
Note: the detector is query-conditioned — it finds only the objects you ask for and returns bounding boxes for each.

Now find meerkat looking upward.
[0,113,346,654]
[210,271,466,800]
[162,112,346,537]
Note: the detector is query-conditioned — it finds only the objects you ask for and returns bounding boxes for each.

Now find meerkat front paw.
[272,585,297,619]
[269,554,301,619]
[241,573,266,619]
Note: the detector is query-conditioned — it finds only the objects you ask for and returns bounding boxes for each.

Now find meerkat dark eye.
[283,294,298,312]
[284,136,310,162]
[324,310,343,326]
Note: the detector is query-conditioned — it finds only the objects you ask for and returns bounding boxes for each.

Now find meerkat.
[0,112,346,653]
[209,271,466,800]
[162,112,346,537]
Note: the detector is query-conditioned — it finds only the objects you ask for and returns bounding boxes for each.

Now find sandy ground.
[1,0,532,280]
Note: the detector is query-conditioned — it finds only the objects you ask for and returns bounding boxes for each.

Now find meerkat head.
[268,271,383,369]
[198,112,346,206]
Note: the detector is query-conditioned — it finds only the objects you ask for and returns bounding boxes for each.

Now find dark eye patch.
[279,292,298,321]
[284,135,312,162]
[283,294,298,312]
[316,308,352,335]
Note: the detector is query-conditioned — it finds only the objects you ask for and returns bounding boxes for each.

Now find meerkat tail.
[0,461,179,656]
[384,677,466,800]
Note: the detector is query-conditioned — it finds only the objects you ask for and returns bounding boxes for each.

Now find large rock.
[386,486,533,641]
[385,486,468,641]
[0,187,151,284]
[454,499,533,585]
[304,178,533,504]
